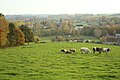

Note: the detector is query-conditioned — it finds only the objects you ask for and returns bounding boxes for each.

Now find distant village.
[5,14,120,45]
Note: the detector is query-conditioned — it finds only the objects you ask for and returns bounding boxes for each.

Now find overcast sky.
[1,0,120,15]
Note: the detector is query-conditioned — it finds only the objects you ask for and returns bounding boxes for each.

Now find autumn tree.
[14,27,25,45]
[0,14,9,48]
[0,14,9,33]
[0,30,8,48]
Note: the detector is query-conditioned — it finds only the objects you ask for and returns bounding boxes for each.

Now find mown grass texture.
[0,42,120,80]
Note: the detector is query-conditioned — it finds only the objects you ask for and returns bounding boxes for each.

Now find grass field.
[0,42,120,80]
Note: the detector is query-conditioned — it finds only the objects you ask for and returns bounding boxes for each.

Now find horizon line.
[4,13,120,15]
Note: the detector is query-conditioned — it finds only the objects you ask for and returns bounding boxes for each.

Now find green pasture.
[0,42,120,80]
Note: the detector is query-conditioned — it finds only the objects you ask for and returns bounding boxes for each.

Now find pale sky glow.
[1,0,120,15]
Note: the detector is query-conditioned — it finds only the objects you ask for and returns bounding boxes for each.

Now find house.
[102,35,117,45]
[102,34,120,45]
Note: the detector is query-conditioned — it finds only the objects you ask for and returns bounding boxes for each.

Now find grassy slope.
[0,42,120,80]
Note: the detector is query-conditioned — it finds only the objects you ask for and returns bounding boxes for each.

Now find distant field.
[40,36,55,42]
[0,42,120,80]
[79,36,99,41]
[40,35,99,42]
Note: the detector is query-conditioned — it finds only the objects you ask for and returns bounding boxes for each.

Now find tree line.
[31,15,120,38]
[32,19,79,37]
[80,25,120,38]
[0,14,34,48]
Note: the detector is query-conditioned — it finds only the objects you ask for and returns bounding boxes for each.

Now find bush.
[56,36,65,42]
[95,41,102,44]
[65,38,70,42]
[91,40,95,43]
[51,38,56,42]
[34,36,40,43]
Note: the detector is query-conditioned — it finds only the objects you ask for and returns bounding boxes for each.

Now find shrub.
[34,36,40,43]
[56,36,65,42]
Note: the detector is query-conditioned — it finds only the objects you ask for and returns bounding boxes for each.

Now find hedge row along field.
[0,42,120,80]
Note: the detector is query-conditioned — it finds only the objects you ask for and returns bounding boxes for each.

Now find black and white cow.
[70,48,76,53]
[93,47,111,54]
[60,49,67,53]
[102,48,111,54]
[65,50,73,54]
[60,49,73,54]
[93,47,103,53]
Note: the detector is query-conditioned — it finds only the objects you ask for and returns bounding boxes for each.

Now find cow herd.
[60,47,111,54]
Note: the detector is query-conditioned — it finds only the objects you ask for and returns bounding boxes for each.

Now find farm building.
[102,34,120,45]
[102,35,117,45]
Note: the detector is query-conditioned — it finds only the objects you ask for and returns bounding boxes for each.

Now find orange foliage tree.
[15,27,25,45]
[0,14,9,48]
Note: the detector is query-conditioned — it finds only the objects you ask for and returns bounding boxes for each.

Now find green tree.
[94,27,102,38]
[113,30,117,36]
[62,21,70,35]
[33,23,42,37]
[19,25,34,44]
[81,27,94,36]
[7,23,17,47]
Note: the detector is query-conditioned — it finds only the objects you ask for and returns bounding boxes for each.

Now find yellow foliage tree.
[0,14,9,48]
[14,27,25,45]
[0,15,9,34]
[0,30,8,48]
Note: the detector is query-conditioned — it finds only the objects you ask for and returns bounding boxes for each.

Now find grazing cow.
[60,49,72,54]
[65,50,73,54]
[102,48,111,54]
[93,47,103,53]
[80,47,91,53]
[70,48,76,53]
[60,49,67,53]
